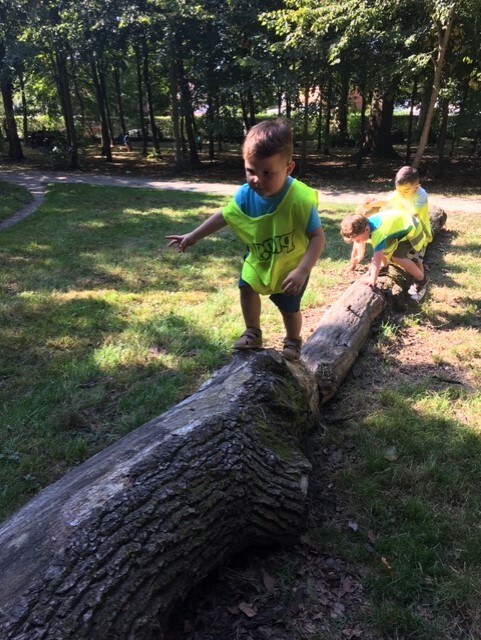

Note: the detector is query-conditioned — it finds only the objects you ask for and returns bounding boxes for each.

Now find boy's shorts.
[392,240,426,265]
[239,277,309,313]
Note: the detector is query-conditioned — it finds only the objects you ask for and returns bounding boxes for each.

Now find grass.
[0,180,32,223]
[316,210,481,638]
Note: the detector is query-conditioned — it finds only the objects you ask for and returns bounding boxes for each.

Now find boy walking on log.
[340,209,429,302]
[166,118,325,361]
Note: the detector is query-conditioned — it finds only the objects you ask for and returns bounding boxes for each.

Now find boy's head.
[242,119,295,198]
[242,118,294,163]
[340,213,370,243]
[394,166,420,198]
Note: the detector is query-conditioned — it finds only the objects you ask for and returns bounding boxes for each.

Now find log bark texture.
[0,207,446,640]
[0,352,317,640]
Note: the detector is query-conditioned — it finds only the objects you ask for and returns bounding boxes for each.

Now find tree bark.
[90,55,112,161]
[1,79,25,161]
[135,46,148,157]
[55,50,79,169]
[365,90,400,159]
[0,207,446,640]
[0,352,315,640]
[142,41,161,156]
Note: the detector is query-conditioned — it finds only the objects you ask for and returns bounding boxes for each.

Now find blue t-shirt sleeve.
[306,206,322,234]
[368,216,387,251]
[414,187,428,208]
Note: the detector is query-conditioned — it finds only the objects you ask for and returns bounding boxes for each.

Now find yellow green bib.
[390,190,432,243]
[370,209,426,259]
[222,180,318,294]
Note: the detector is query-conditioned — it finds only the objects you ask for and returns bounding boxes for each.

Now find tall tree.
[0,0,27,160]
[413,1,456,168]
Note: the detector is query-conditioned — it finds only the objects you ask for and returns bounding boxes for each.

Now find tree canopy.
[0,0,479,171]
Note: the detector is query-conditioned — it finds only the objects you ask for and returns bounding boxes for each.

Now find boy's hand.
[166,233,196,252]
[282,267,308,295]
[349,257,359,271]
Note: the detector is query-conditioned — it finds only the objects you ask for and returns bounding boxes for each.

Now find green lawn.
[0,180,32,223]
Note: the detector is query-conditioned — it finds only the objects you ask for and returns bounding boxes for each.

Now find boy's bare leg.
[239,284,261,330]
[391,257,424,280]
[281,310,302,341]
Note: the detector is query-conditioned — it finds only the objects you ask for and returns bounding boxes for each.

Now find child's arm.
[166,211,227,252]
[365,250,384,287]
[349,240,365,270]
[358,194,390,215]
[281,228,325,294]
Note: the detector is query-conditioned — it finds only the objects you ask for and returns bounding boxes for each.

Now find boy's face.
[244,153,295,198]
[343,227,370,244]
[396,182,419,199]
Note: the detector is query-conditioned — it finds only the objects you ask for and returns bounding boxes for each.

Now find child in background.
[340,209,429,302]
[360,165,432,243]
[166,118,325,361]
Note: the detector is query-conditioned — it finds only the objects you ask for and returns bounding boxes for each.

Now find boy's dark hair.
[242,118,294,162]
[340,213,369,239]
[395,166,419,186]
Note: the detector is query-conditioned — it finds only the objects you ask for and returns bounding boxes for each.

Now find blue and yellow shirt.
[387,186,432,243]
[222,178,321,294]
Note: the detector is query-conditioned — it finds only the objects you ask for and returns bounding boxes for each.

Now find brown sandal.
[282,337,302,361]
[234,328,263,350]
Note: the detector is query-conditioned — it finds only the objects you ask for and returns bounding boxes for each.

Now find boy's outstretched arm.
[282,227,325,294]
[166,210,227,252]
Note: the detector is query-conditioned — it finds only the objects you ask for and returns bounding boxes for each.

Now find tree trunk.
[90,56,112,161]
[0,208,446,640]
[247,87,256,128]
[179,63,200,167]
[56,50,79,169]
[355,85,367,169]
[435,96,450,178]
[135,47,148,157]
[169,58,184,173]
[336,66,349,145]
[143,42,161,156]
[404,78,418,165]
[298,84,310,179]
[18,71,29,144]
[367,91,400,159]
[323,73,333,155]
[239,93,249,132]
[114,67,127,140]
[207,94,215,160]
[412,11,455,168]
[1,79,25,161]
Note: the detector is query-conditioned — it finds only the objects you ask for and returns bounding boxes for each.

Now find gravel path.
[1,167,480,230]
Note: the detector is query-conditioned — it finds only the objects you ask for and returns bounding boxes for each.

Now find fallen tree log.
[0,352,318,640]
[0,207,446,640]
[303,204,447,403]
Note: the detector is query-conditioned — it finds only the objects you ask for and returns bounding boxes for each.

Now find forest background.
[0,0,480,177]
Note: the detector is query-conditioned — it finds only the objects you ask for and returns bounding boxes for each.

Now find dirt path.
[1,167,480,230]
